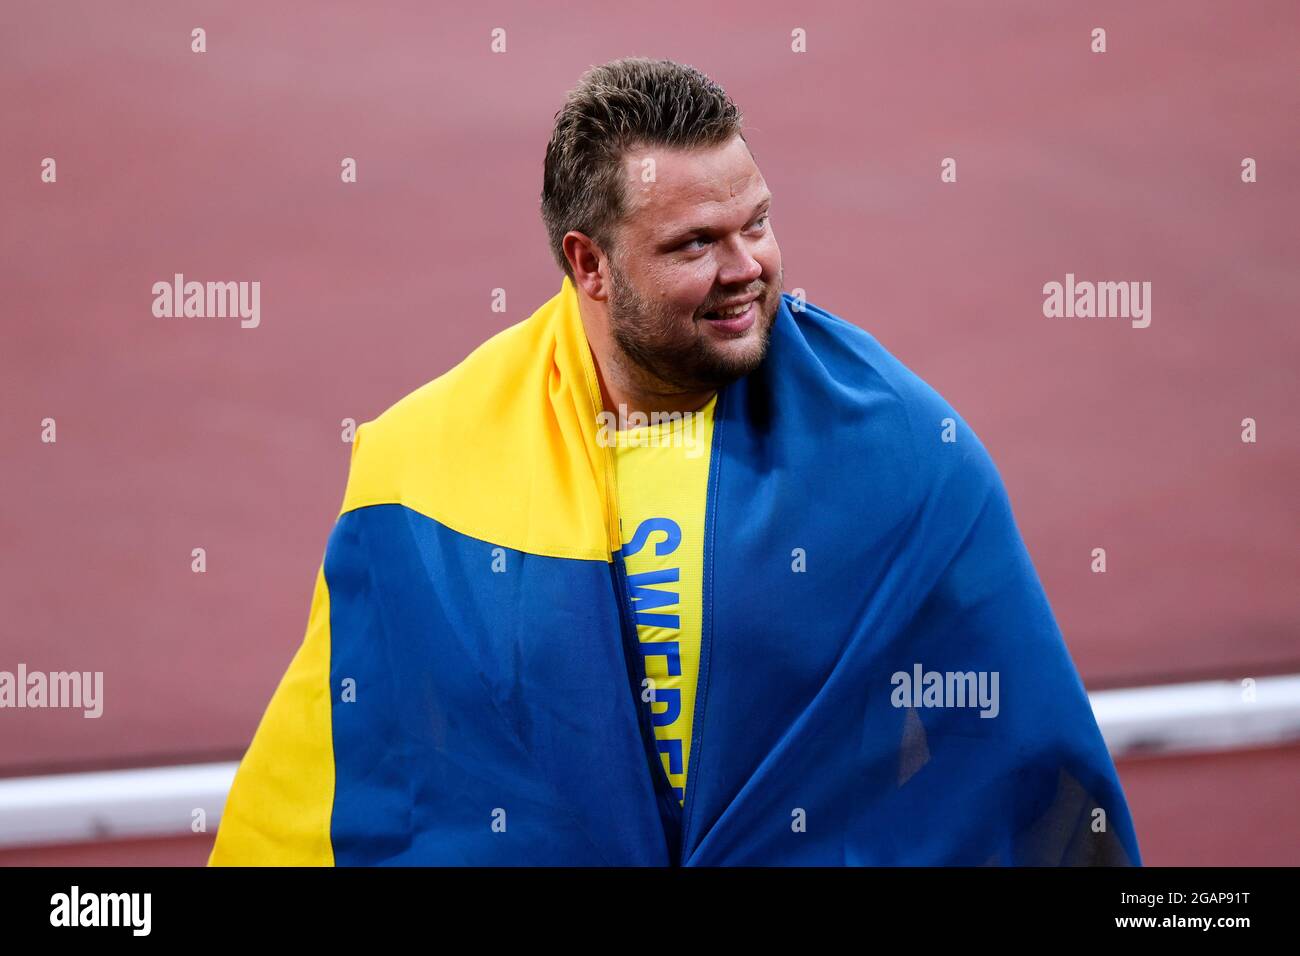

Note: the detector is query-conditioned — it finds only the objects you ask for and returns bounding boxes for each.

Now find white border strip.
[0,762,236,850]
[1089,674,1300,758]
[1,675,1298,850]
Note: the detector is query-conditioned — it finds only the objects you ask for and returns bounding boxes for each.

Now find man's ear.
[565,232,611,303]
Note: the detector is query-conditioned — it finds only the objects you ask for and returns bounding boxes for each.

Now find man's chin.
[693,327,771,386]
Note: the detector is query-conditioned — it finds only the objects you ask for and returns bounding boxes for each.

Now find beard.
[605,259,782,396]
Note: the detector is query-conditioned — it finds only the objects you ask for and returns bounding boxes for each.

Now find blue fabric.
[327,505,672,865]
[683,295,1140,864]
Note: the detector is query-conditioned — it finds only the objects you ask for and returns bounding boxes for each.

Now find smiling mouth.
[700,298,758,334]
[701,295,761,321]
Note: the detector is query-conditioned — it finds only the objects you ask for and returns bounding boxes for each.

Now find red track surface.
[2,1,1296,865]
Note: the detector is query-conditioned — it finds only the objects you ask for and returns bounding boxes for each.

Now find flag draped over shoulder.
[210,277,1141,866]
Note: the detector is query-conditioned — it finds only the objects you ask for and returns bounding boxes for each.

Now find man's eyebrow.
[659,194,772,247]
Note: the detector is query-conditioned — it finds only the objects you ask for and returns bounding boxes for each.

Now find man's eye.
[680,216,767,251]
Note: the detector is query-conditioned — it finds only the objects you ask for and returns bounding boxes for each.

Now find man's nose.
[715,238,764,287]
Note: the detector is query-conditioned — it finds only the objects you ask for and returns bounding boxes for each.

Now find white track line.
[1089,674,1300,758]
[1,675,1298,850]
[0,762,236,850]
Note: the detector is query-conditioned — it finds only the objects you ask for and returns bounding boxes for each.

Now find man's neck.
[593,362,715,420]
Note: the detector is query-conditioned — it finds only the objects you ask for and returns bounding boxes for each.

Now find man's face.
[604,134,783,395]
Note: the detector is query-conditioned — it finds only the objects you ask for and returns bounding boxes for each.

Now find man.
[210,57,1141,866]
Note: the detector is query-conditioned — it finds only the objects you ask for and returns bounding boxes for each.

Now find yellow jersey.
[613,394,717,805]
